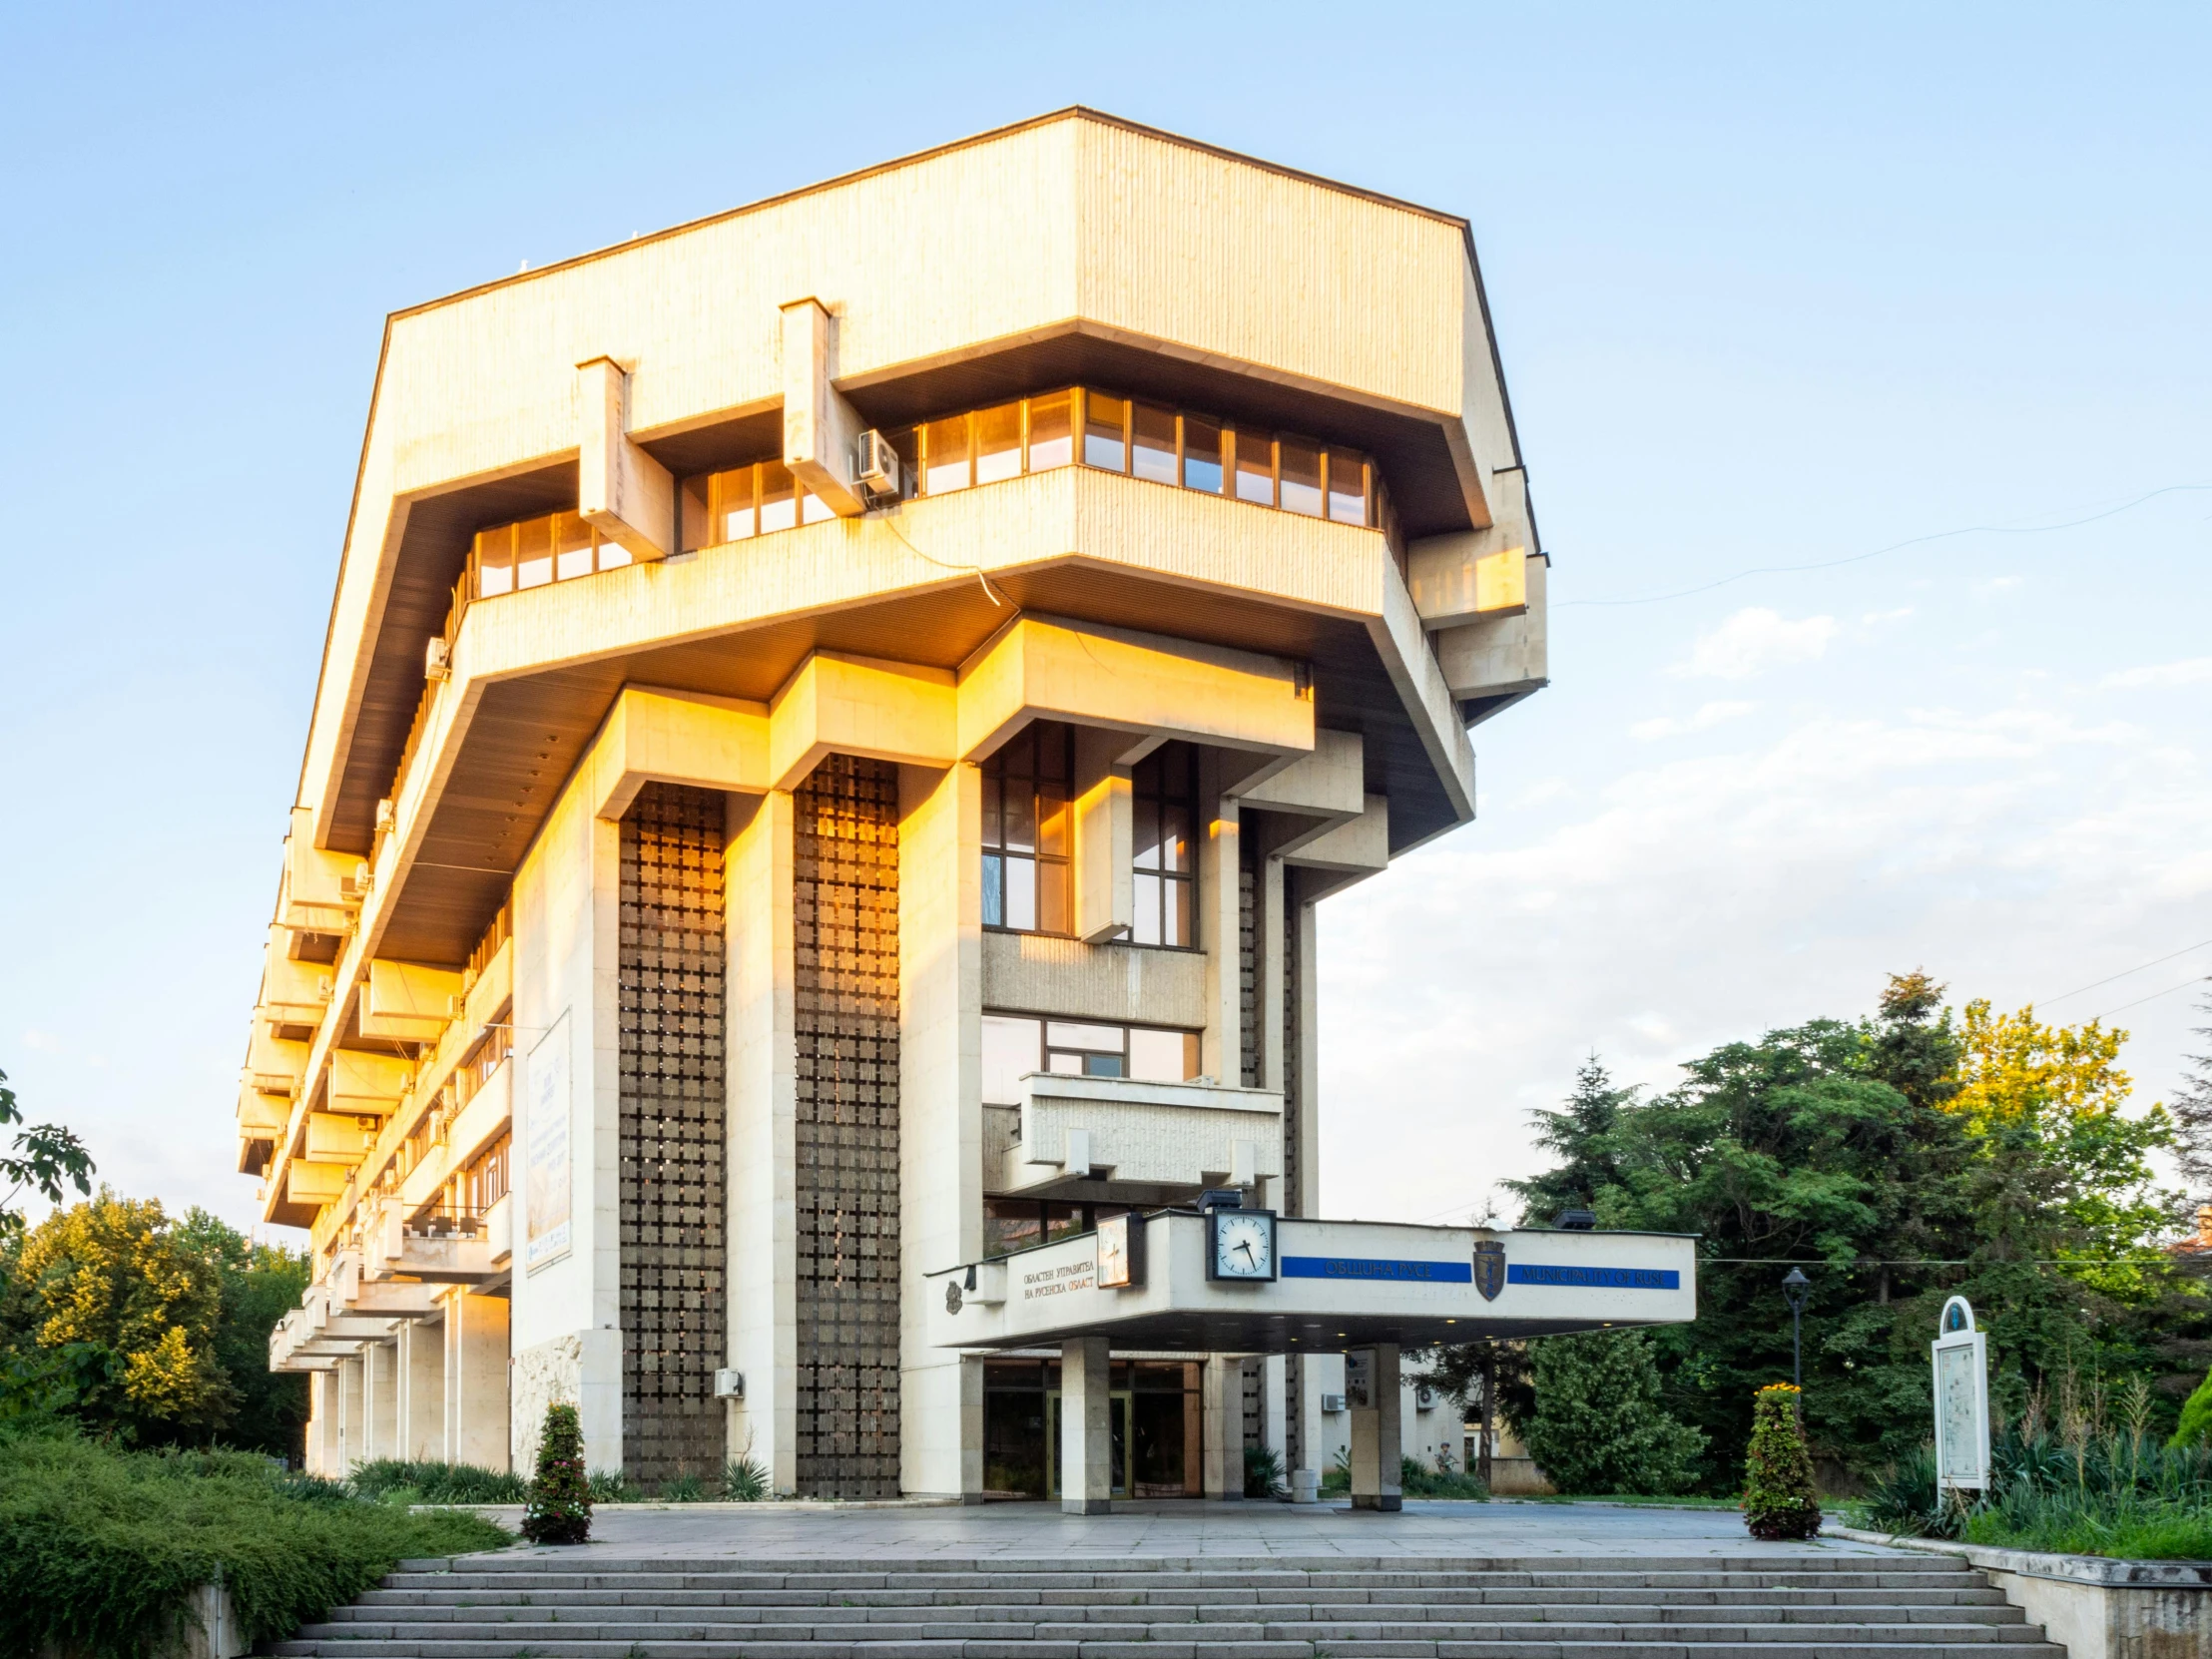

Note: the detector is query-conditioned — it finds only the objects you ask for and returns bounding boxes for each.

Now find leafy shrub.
[1742,1383,1822,1540]
[721,1455,769,1500]
[660,1471,707,1502]
[588,1467,647,1502]
[1520,1330,1705,1495]
[352,1458,526,1505]
[520,1402,591,1544]
[2172,1368,2212,1449]
[0,1427,507,1659]
[1244,1444,1286,1498]
[1399,1452,1488,1498]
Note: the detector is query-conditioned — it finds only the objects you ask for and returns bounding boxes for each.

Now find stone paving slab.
[447,1500,1910,1561]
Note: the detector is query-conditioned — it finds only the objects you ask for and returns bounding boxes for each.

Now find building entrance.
[983,1358,1204,1498]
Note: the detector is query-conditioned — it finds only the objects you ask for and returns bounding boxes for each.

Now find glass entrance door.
[1045,1390,1132,1498]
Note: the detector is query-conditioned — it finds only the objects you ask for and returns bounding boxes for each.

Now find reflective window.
[759,461,799,533]
[1328,450,1370,526]
[1182,414,1224,494]
[470,512,634,602]
[923,414,971,494]
[976,401,1023,484]
[1279,438,1324,517]
[979,1011,1202,1105]
[515,514,554,588]
[1027,391,1074,470]
[1084,392,1128,471]
[1233,430,1275,506]
[1131,742,1197,948]
[1131,401,1177,485]
[981,722,1072,934]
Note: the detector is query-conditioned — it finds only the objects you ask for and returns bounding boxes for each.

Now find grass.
[351,1457,527,1505]
[0,1428,509,1659]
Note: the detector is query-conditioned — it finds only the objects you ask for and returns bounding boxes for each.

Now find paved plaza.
[457,1498,1910,1562]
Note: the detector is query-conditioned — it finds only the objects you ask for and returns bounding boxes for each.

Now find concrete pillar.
[1203,1355,1242,1499]
[397,1318,444,1460]
[442,1291,511,1468]
[1060,1337,1113,1514]
[1263,1354,1289,1492]
[1198,758,1244,1085]
[335,1353,362,1473]
[362,1340,399,1464]
[1292,1351,1326,1502]
[898,761,985,1500]
[308,1370,340,1474]
[727,788,799,1495]
[1349,1345,1402,1511]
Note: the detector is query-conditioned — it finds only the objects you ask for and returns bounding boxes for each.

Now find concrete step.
[267,1641,2066,1659]
[351,1587,2013,1613]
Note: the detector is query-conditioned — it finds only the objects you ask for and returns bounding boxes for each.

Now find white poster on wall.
[525,1011,572,1273]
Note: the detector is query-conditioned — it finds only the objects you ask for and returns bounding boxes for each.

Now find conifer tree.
[522,1401,593,1544]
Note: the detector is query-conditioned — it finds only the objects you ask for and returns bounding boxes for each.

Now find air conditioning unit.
[853,429,901,504]
[1414,1383,1437,1411]
[713,1368,746,1399]
[1321,1392,1347,1413]
[424,637,451,682]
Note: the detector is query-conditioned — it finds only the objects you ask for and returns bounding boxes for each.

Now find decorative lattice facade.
[617,783,728,1484]
[793,755,902,1496]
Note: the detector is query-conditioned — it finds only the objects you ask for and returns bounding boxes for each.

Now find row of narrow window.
[464,386,1396,601]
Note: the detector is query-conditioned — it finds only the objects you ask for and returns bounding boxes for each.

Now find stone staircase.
[268,1553,2062,1659]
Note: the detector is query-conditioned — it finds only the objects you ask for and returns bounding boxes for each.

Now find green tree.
[522,1401,593,1544]
[174,1209,311,1458]
[0,1067,94,1247]
[1502,1057,1636,1226]
[0,1190,235,1441]
[1507,1329,1704,1494]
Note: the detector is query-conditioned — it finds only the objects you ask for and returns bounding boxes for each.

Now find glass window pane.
[1131,402,1177,484]
[1037,787,1069,858]
[1003,785,1036,854]
[1046,1021,1125,1051]
[594,530,631,571]
[1082,1053,1124,1079]
[1005,855,1036,931]
[1181,415,1224,494]
[982,777,1003,848]
[1165,875,1192,947]
[1027,392,1073,470]
[759,462,797,533]
[712,466,756,541]
[1047,1052,1082,1074]
[981,853,1004,927]
[1045,1203,1085,1241]
[515,515,553,589]
[1233,431,1275,505]
[1083,392,1128,471]
[976,401,1022,483]
[986,1200,1042,1257]
[1182,1032,1201,1079]
[924,414,971,494]
[1037,858,1069,935]
[1327,451,1369,526]
[1133,874,1161,945]
[982,1014,1042,1105]
[1129,1026,1190,1082]
[553,511,594,581]
[1161,805,1191,873]
[1133,801,1160,871]
[1037,724,1069,782]
[801,487,833,523]
[1280,439,1323,517]
[474,525,513,597]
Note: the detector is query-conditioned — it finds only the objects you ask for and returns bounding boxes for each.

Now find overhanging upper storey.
[298,107,1540,862]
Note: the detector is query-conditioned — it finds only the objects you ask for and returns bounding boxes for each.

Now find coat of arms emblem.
[1473,1240,1506,1302]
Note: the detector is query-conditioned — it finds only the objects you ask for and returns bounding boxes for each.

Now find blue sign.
[1282,1256,1471,1283]
[1507,1263,1680,1291]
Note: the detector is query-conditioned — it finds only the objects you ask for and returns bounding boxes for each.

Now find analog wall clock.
[1207,1207,1278,1281]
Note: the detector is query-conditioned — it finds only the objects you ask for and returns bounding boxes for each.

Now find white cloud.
[1975,576,2024,596]
[1630,700,1756,741]
[1670,607,1839,680]
[1862,606,1916,625]
[2104,658,2212,689]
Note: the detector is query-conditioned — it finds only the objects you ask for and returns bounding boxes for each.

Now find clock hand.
[1237,1239,1257,1266]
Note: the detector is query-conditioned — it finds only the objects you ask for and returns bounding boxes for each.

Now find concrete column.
[364,1340,399,1463]
[1263,1354,1289,1492]
[308,1370,340,1474]
[335,1355,362,1473]
[444,1290,511,1468]
[1349,1345,1403,1511]
[898,761,985,1500]
[1203,1355,1242,1499]
[727,789,799,1494]
[398,1318,444,1460]
[1060,1336,1113,1514]
[1292,1351,1326,1502]
[1198,757,1244,1085]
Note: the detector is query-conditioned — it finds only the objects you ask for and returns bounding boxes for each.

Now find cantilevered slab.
[928,1216,1695,1354]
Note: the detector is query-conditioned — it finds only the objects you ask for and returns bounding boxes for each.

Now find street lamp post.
[1781,1268,1811,1389]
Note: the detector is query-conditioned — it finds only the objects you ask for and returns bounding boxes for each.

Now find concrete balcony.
[992,1072,1284,1205]
[363,1197,502,1285]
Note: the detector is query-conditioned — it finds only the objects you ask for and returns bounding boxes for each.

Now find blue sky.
[2,3,2206,1233]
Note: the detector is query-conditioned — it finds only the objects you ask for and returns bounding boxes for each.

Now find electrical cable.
[870,505,1008,608]
[1553,483,2212,610]
[2090,976,2212,1022]
[2035,939,2212,1008]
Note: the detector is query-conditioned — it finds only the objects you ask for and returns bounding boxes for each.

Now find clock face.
[1211,1210,1276,1280]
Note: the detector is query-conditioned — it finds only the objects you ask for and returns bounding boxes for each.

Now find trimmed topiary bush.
[521,1402,592,1544]
[1743,1382,1821,1539]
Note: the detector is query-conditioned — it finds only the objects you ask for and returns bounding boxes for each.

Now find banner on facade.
[525,1011,572,1272]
